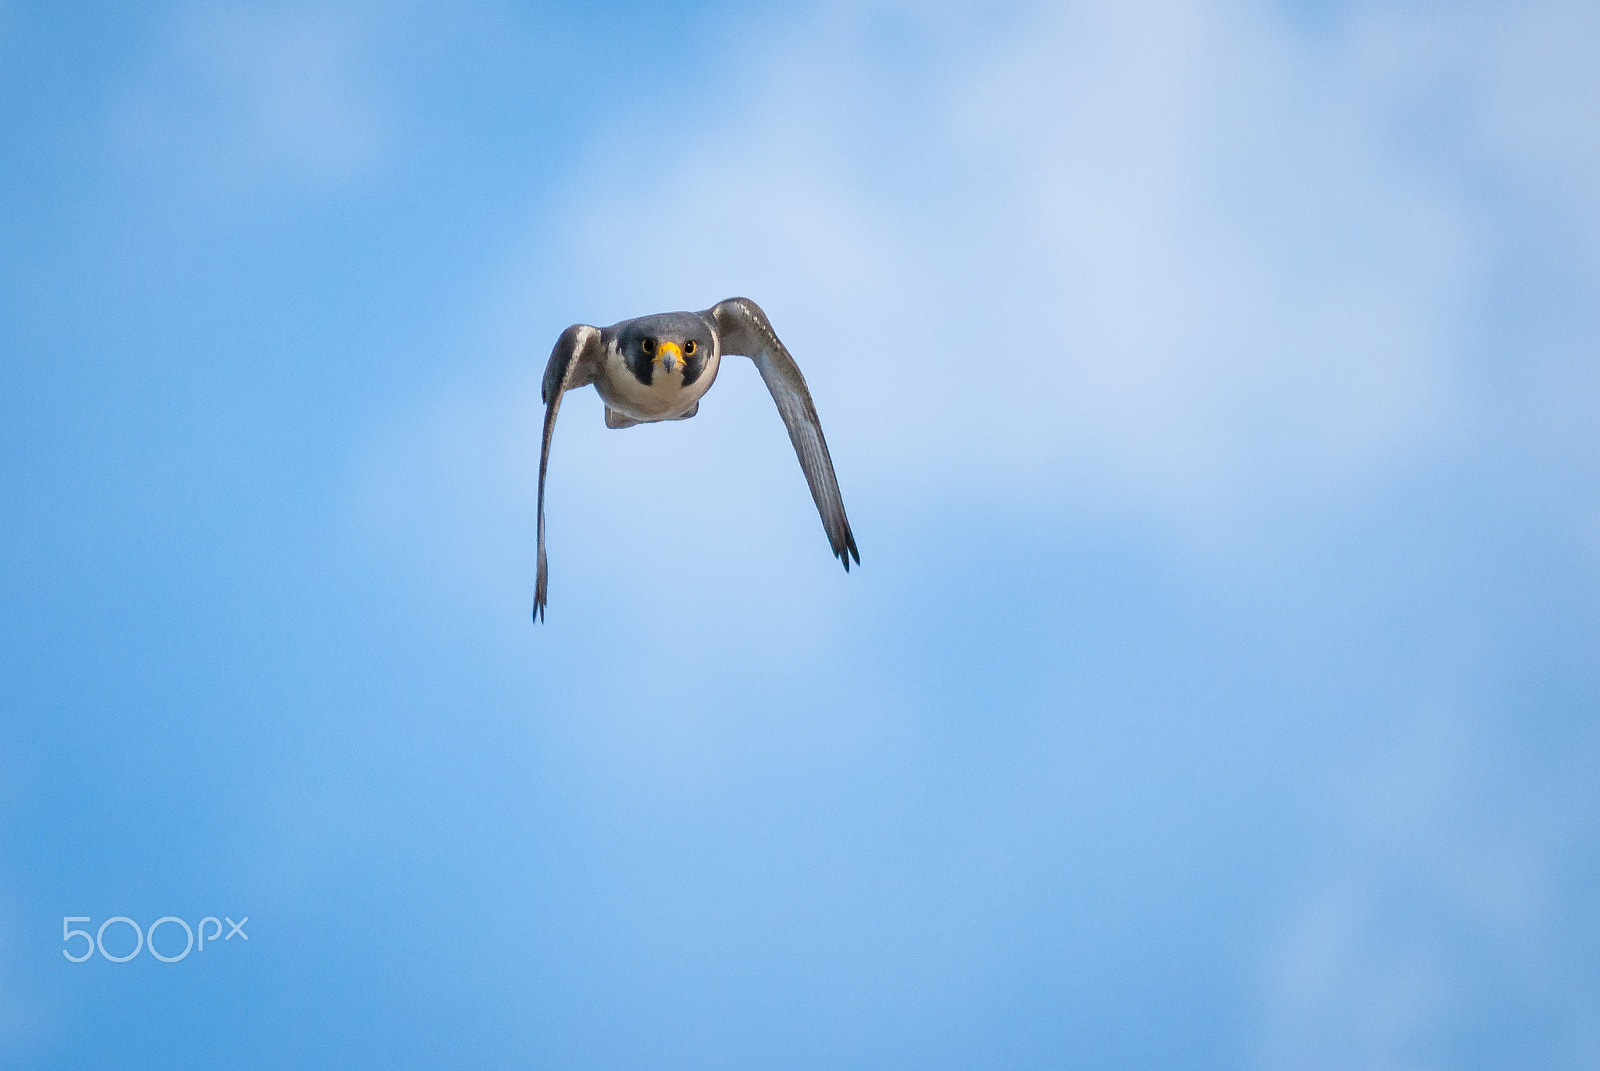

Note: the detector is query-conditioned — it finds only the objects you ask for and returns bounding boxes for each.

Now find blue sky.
[3,0,1599,1067]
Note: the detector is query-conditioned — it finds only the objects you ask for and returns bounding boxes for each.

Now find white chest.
[596,340,720,421]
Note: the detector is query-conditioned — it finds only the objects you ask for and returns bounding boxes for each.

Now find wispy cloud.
[342,5,1600,1061]
[358,0,1517,595]
[1454,1,1600,245]
[111,2,385,192]
[1258,710,1600,1068]
[435,0,1497,531]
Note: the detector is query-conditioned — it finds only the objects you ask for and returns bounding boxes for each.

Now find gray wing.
[705,297,859,570]
[535,323,602,622]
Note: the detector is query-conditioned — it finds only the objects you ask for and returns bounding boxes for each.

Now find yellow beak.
[653,340,682,373]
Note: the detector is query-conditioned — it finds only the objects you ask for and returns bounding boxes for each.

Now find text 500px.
[61,915,248,963]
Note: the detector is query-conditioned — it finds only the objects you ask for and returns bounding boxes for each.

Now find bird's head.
[620,313,713,388]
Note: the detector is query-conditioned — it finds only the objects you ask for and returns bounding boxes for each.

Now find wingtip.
[837,540,860,572]
[533,550,548,624]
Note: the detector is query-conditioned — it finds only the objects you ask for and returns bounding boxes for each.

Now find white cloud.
[484,0,1487,532]
[352,0,1596,603]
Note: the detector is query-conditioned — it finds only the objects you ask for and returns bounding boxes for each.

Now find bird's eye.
[641,337,655,354]
[683,340,697,356]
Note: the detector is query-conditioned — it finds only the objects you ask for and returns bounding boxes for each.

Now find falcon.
[533,297,859,621]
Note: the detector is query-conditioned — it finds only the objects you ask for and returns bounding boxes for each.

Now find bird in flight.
[534,297,859,621]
